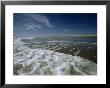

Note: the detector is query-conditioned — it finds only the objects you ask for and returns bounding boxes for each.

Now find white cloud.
[23,24,42,31]
[29,14,52,27]
[35,25,42,30]
[26,26,35,30]
[64,29,69,32]
[14,14,52,33]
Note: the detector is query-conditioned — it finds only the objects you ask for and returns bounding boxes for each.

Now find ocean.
[13,36,97,75]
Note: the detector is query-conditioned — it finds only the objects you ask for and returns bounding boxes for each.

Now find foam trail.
[13,39,97,75]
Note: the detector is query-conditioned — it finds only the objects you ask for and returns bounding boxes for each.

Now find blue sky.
[14,13,97,38]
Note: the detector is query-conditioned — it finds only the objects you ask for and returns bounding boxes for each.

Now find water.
[13,36,97,75]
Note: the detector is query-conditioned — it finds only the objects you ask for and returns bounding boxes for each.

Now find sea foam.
[13,39,97,75]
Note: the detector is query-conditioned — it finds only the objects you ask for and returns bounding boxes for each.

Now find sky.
[14,13,97,38]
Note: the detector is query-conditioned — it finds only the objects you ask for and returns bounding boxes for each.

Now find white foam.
[13,39,97,75]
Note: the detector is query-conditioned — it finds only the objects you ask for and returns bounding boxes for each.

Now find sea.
[13,36,97,75]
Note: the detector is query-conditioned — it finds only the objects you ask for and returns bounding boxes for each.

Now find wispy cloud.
[23,24,42,30]
[29,14,52,28]
[25,26,35,30]
[14,13,53,38]
[35,25,42,30]
[64,29,69,32]
[16,14,52,31]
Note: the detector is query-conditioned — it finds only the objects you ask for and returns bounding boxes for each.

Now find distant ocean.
[26,36,97,43]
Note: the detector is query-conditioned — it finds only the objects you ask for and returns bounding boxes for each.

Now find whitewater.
[13,39,97,75]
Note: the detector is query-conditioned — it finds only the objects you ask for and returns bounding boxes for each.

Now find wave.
[13,39,97,75]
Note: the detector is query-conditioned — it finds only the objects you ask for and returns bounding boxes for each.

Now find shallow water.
[13,38,97,75]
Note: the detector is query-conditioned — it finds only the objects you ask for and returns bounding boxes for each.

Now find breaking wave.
[14,39,97,75]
